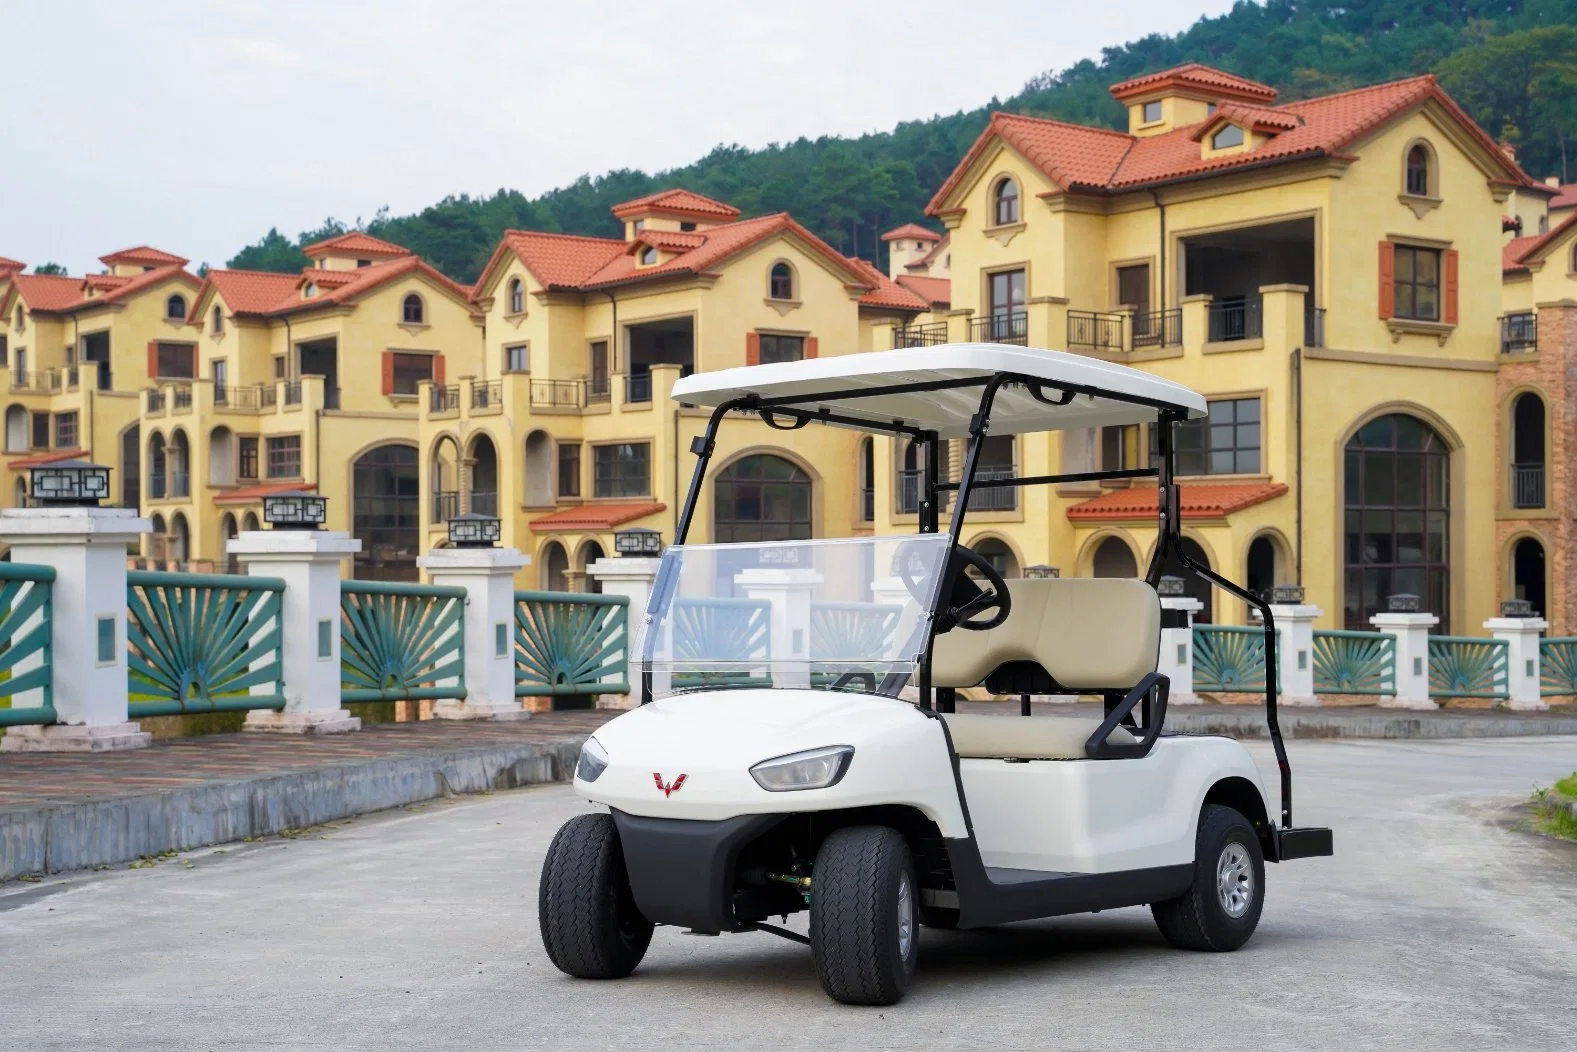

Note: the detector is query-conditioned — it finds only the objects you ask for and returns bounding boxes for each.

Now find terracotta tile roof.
[214,482,318,506]
[11,273,90,312]
[84,274,131,291]
[490,230,628,292]
[1550,183,1577,210]
[1189,103,1301,140]
[843,256,928,312]
[301,268,361,289]
[74,264,196,311]
[99,245,189,268]
[7,448,87,469]
[906,232,950,271]
[1109,63,1278,104]
[0,256,24,274]
[196,269,302,315]
[1503,235,1540,274]
[1502,211,1577,274]
[1067,481,1287,522]
[611,189,740,221]
[631,229,708,252]
[301,231,409,259]
[191,255,471,321]
[881,223,941,242]
[895,274,951,308]
[527,501,666,531]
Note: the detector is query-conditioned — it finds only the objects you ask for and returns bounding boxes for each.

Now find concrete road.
[2,738,1574,1051]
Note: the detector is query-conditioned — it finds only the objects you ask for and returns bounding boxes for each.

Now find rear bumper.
[1273,826,1334,861]
[611,810,783,933]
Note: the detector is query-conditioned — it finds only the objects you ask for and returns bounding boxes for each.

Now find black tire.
[809,826,919,1005]
[1152,804,1265,952]
[538,812,653,979]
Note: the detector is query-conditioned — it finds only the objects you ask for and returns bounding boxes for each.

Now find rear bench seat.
[932,577,1161,760]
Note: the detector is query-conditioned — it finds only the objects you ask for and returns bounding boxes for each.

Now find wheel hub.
[1215,842,1254,918]
[896,873,914,957]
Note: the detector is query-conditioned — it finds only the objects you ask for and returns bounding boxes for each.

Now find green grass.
[1531,775,1577,841]
[1555,772,1577,800]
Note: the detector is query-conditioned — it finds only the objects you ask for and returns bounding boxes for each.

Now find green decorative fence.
[1192,625,1271,692]
[810,601,902,661]
[0,563,57,728]
[1428,636,1508,699]
[514,590,629,697]
[341,581,466,702]
[126,570,286,717]
[1312,630,1396,695]
[1538,638,1577,696]
[670,596,772,689]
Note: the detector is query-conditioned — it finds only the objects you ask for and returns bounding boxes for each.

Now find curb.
[1165,708,1577,740]
[0,735,587,883]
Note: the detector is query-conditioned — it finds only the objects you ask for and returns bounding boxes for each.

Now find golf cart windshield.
[638,534,951,699]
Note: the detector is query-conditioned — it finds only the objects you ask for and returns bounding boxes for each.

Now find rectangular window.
[1101,424,1141,470]
[1116,264,1150,315]
[273,356,286,380]
[758,334,805,364]
[238,437,259,480]
[30,411,49,449]
[390,352,433,396]
[155,343,196,379]
[1393,246,1440,322]
[1155,397,1261,475]
[53,411,77,449]
[211,358,227,388]
[989,270,1026,315]
[504,344,529,373]
[558,442,581,498]
[593,443,649,498]
[265,435,301,479]
[1142,100,1162,123]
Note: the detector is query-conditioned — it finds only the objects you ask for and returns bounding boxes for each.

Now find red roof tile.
[490,230,628,292]
[611,189,741,221]
[1109,63,1277,104]
[7,448,86,468]
[11,273,89,312]
[99,245,189,268]
[0,256,24,274]
[214,482,319,505]
[197,269,303,315]
[1503,211,1577,274]
[844,256,929,312]
[895,274,951,308]
[881,223,941,242]
[84,274,131,291]
[77,264,196,310]
[301,267,361,289]
[191,255,471,321]
[301,231,410,259]
[527,502,666,531]
[906,232,950,271]
[630,229,708,253]
[1550,183,1577,210]
[1189,102,1301,141]
[1067,482,1287,522]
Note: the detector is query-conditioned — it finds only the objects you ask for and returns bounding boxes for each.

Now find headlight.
[749,745,854,792]
[576,737,609,783]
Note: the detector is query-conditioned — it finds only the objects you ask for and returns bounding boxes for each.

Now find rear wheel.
[809,826,918,1005]
[1152,804,1265,951]
[538,812,653,978]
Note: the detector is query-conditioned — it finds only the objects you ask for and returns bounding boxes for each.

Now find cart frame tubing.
[0,562,57,728]
[658,371,1295,828]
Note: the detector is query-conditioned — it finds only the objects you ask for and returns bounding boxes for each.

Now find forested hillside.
[229,0,1577,282]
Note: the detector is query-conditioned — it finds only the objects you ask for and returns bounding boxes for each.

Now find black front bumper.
[611,810,784,933]
[1273,826,1334,860]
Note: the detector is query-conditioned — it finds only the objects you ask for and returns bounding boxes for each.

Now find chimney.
[1547,176,1562,187]
[1500,142,1517,163]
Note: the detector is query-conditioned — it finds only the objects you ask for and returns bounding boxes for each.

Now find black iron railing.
[625,372,653,404]
[970,311,1028,346]
[431,490,459,524]
[471,380,503,409]
[1501,312,1537,354]
[430,384,460,412]
[468,490,499,517]
[1513,464,1545,509]
[530,379,583,408]
[860,487,874,521]
[1208,299,1262,343]
[897,469,921,514]
[586,376,611,404]
[260,383,279,408]
[146,388,165,412]
[1068,310,1125,351]
[1305,308,1326,348]
[1131,308,1181,349]
[967,468,1018,511]
[172,386,192,410]
[284,381,302,406]
[892,321,949,348]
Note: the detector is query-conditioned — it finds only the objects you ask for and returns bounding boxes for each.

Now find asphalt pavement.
[1,737,1573,1050]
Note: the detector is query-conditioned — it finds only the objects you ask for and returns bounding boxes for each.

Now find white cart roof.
[669,343,1207,438]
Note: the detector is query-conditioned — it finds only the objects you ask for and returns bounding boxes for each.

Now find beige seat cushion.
[932,577,1160,691]
[942,713,1135,760]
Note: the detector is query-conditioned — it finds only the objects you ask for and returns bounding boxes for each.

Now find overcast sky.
[2,0,1234,275]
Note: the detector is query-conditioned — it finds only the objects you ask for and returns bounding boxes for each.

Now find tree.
[227,228,305,273]
[32,262,66,275]
[1438,26,1577,179]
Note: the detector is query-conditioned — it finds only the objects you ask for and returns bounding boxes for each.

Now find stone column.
[229,529,362,733]
[1370,610,1437,709]
[419,546,531,720]
[1485,611,1548,711]
[736,568,821,689]
[1270,601,1322,706]
[588,556,662,708]
[1159,594,1203,704]
[1180,293,1213,352]
[0,506,152,752]
[1259,283,1309,352]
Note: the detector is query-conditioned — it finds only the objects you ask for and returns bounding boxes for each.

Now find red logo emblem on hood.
[653,772,687,797]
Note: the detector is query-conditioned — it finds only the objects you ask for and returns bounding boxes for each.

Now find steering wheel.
[894,540,1011,632]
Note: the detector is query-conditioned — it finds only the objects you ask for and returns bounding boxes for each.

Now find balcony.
[172,386,193,411]
[283,381,302,407]
[1208,299,1263,343]
[431,490,459,524]
[965,468,1018,511]
[896,469,921,515]
[471,380,503,410]
[1131,309,1181,350]
[892,321,948,349]
[145,388,165,413]
[585,376,611,405]
[1501,312,1537,354]
[1068,310,1125,352]
[430,384,460,413]
[625,372,652,404]
[970,311,1028,346]
[530,379,583,409]
[468,491,499,517]
[1305,307,1326,348]
[1512,463,1545,509]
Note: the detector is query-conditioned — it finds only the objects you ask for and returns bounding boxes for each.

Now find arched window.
[170,430,190,498]
[1091,536,1138,578]
[508,278,524,314]
[639,246,657,266]
[1511,392,1546,509]
[1511,536,1546,617]
[970,538,1020,579]
[1405,144,1431,197]
[858,437,874,520]
[993,177,1020,226]
[148,433,167,499]
[211,306,224,334]
[540,541,570,591]
[769,262,794,300]
[13,476,26,508]
[714,454,812,542]
[165,294,187,321]
[304,282,318,298]
[352,444,420,581]
[402,294,424,324]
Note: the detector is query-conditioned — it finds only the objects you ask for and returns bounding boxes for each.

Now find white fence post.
[1159,593,1202,704]
[1485,604,1548,711]
[735,568,821,690]
[1370,607,1437,709]
[1270,601,1322,706]
[588,556,662,709]
[420,546,531,719]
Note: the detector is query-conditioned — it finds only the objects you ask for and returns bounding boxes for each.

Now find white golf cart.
[538,343,1332,1005]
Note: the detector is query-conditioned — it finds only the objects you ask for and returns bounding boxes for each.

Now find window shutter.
[805,336,818,360]
[1377,241,1395,320]
[745,331,760,366]
[1443,249,1459,325]
[187,344,198,378]
[432,353,445,386]
[380,350,394,396]
[147,340,159,378]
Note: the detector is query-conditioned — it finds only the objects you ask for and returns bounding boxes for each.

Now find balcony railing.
[530,379,583,409]
[966,468,1018,511]
[468,490,499,517]
[1305,307,1326,348]
[1131,308,1181,349]
[145,389,165,412]
[586,376,611,404]
[1067,310,1124,352]
[1513,463,1545,509]
[625,372,652,404]
[172,386,193,410]
[1208,299,1263,343]
[283,381,302,407]
[1501,312,1537,354]
[892,321,949,349]
[430,384,460,413]
[471,380,503,410]
[431,490,459,524]
[970,311,1028,346]
[65,365,79,390]
[260,383,279,408]
[860,487,874,522]
[896,470,921,515]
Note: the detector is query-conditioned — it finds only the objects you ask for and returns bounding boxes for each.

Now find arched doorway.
[220,513,240,574]
[524,430,554,506]
[169,430,190,498]
[120,424,140,508]
[428,434,459,527]
[209,426,235,486]
[148,513,167,562]
[858,437,874,521]
[242,511,260,532]
[1511,392,1545,509]
[1246,535,1279,598]
[352,444,419,581]
[971,537,1020,579]
[576,540,606,593]
[1512,536,1546,617]
[1344,413,1450,631]
[4,405,26,453]
[148,433,167,499]
[1092,535,1137,578]
[540,541,569,591]
[12,476,25,507]
[713,454,812,542]
[169,512,190,565]
[1154,536,1214,622]
[467,433,498,516]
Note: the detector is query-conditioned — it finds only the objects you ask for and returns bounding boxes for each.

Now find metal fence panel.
[513,590,629,697]
[341,581,467,702]
[0,563,56,727]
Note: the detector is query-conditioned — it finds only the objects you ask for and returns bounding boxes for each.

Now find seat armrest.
[1084,672,1169,759]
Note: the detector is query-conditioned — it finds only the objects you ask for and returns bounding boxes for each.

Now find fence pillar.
[588,556,661,708]
[1160,595,1203,704]
[419,546,531,719]
[229,529,362,733]
[1370,611,1437,709]
[1270,601,1321,706]
[1485,613,1548,711]
[736,568,821,689]
[0,506,151,752]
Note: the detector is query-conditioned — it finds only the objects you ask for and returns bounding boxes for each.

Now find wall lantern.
[614,527,663,557]
[1022,564,1060,580]
[1266,584,1305,605]
[1500,598,1536,618]
[28,459,111,507]
[1386,593,1421,613]
[448,512,501,549]
[1155,575,1187,597]
[263,490,327,530]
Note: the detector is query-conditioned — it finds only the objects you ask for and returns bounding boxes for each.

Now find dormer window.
[165,294,187,321]
[304,282,318,298]
[508,278,524,314]
[680,222,697,232]
[633,219,645,232]
[211,306,224,334]
[1211,124,1245,150]
[357,259,371,268]
[1142,100,1162,123]
[1207,103,1217,115]
[639,246,658,266]
[993,177,1020,226]
[402,293,424,324]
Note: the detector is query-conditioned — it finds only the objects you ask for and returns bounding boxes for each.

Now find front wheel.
[1151,804,1265,951]
[538,812,653,979]
[809,826,919,1005]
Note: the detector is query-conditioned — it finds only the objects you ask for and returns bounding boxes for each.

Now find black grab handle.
[1084,672,1170,759]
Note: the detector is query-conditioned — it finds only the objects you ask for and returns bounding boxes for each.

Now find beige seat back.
[931,577,1160,691]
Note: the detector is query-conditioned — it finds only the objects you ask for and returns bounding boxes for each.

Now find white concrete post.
[229,529,362,733]
[871,576,921,656]
[420,547,531,720]
[1159,595,1203,704]
[736,568,822,689]
[588,556,662,709]
[1270,602,1322,707]
[0,506,152,752]
[1370,611,1438,709]
[1485,614,1548,711]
